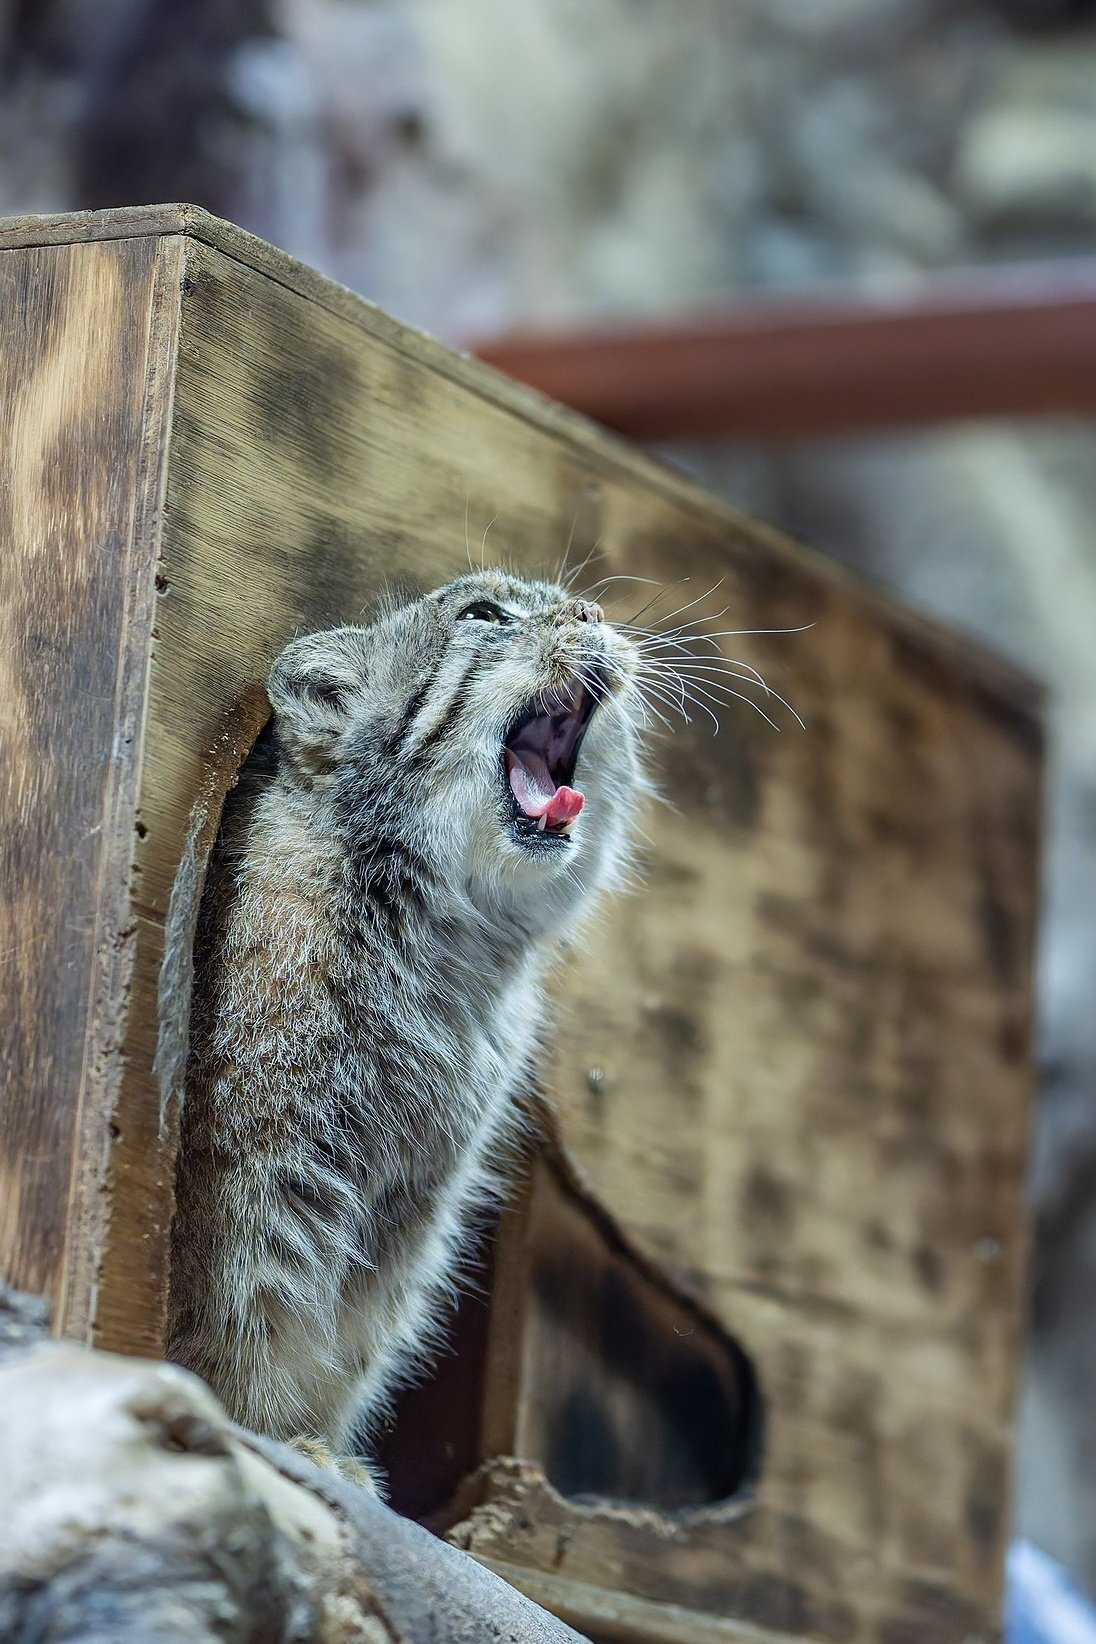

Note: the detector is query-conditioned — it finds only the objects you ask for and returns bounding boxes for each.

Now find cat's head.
[267,571,644,922]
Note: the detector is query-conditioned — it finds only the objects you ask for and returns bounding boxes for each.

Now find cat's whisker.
[677,671,805,730]
[634,641,772,693]
[561,538,603,591]
[639,652,803,724]
[619,679,678,732]
[633,674,701,727]
[557,510,580,585]
[636,651,792,734]
[479,512,498,570]
[623,576,694,626]
[651,622,816,640]
[685,677,783,734]
[639,578,727,633]
[581,572,667,596]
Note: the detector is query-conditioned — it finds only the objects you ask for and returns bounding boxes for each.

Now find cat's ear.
[268,628,369,773]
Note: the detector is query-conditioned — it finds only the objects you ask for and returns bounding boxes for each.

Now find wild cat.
[167,570,648,1472]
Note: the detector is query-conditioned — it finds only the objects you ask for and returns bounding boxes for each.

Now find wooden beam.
[474,260,1096,441]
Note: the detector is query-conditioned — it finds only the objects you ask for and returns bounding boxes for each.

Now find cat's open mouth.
[503,676,599,844]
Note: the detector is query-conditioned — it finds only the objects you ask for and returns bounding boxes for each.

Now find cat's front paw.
[289,1433,381,1495]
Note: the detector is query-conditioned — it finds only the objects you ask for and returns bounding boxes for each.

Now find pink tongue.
[545,786,584,826]
[506,749,585,827]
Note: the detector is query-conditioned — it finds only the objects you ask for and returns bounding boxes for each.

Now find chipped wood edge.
[484,1561,815,1644]
[57,237,186,1345]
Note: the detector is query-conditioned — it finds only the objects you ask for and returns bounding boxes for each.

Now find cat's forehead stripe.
[439,572,567,609]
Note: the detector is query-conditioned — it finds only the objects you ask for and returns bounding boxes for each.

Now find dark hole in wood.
[376,1149,763,1521]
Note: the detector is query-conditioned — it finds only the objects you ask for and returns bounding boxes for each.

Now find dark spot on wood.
[878,1580,987,1644]
[648,854,701,888]
[731,1573,813,1636]
[778,1515,841,1587]
[643,1003,707,1075]
[867,806,906,845]
[231,322,361,487]
[887,630,953,705]
[969,671,1045,762]
[732,538,805,609]
[303,516,367,597]
[998,1011,1028,1063]
[828,1370,881,1440]
[977,875,1021,988]
[670,945,720,990]
[766,962,824,1014]
[913,1243,943,1292]
[963,1438,1005,1562]
[886,700,921,744]
[771,1340,809,1415]
[741,1164,795,1235]
[964,1487,1001,1563]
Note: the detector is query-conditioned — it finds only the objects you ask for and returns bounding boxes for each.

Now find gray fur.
[168,571,643,1453]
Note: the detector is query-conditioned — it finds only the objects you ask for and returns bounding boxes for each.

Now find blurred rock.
[957,38,1096,245]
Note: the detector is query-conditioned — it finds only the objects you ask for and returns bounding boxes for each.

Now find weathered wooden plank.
[0,234,178,1334]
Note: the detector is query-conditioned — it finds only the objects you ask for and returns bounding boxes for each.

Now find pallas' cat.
[168,571,646,1470]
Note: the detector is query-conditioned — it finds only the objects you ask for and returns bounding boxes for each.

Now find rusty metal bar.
[474,261,1096,442]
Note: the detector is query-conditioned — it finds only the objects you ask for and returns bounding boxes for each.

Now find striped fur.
[167,571,643,1458]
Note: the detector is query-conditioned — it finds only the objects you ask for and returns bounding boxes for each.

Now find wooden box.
[0,207,1041,1644]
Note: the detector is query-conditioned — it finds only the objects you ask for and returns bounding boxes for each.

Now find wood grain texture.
[0,208,1042,1644]
[0,234,175,1335]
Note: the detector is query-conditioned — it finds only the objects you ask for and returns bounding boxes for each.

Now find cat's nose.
[567,599,603,625]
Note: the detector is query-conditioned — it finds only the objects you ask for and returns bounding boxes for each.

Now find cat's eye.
[457,601,510,624]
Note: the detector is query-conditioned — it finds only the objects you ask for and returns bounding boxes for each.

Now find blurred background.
[4,0,1095,1627]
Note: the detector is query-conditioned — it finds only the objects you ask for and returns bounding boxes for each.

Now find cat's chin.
[505,810,579,854]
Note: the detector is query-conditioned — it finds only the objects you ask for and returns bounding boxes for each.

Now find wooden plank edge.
[59,236,186,1347]
[483,1560,810,1644]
